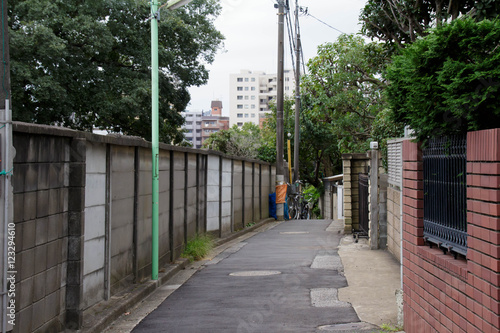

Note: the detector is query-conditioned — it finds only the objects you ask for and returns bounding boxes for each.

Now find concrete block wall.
[83,142,107,310]
[243,162,253,226]
[387,186,402,262]
[342,153,369,233]
[12,132,70,333]
[13,123,275,333]
[110,145,135,293]
[221,158,232,236]
[261,164,271,224]
[206,155,220,233]
[12,122,275,332]
[232,160,244,230]
[402,128,500,333]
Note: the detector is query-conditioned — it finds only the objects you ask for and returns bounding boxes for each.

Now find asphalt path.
[131,220,369,333]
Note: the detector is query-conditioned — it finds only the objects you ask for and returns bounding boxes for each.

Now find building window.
[244,105,249,109]
[237,78,243,82]
[245,87,249,91]
[237,96,243,100]
[244,96,249,100]
[251,78,255,82]
[245,78,249,82]
[251,96,256,100]
[251,87,256,91]
[237,113,243,118]
[251,113,256,118]
[245,114,249,118]
[237,87,243,91]
[251,104,256,109]
[237,122,243,126]
[185,121,192,125]
[237,105,243,109]
[196,122,201,125]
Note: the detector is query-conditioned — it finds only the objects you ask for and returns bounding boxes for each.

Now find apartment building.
[180,111,203,148]
[181,101,229,148]
[229,69,295,127]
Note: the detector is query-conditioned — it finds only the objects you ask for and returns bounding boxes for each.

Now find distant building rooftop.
[211,101,222,109]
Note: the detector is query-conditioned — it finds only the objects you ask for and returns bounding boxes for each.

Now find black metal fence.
[423,136,467,257]
[358,173,369,235]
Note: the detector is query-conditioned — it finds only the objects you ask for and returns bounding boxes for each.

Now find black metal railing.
[423,135,467,257]
[358,173,369,235]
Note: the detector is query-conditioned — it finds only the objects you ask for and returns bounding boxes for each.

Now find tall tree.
[301,34,402,155]
[9,0,224,143]
[385,17,500,142]
[361,0,500,50]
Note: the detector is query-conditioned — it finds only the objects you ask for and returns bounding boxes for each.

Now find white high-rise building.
[229,70,295,127]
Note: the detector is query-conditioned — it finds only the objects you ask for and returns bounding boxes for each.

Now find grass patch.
[379,323,403,332]
[245,222,256,228]
[181,234,214,262]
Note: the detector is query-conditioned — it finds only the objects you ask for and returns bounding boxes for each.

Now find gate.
[357,173,369,237]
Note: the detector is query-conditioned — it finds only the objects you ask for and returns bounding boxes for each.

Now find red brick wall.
[402,128,500,333]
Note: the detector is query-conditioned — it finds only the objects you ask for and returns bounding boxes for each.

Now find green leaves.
[301,35,393,155]
[9,0,224,143]
[386,18,500,142]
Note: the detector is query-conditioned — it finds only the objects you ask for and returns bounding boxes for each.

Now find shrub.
[386,17,500,142]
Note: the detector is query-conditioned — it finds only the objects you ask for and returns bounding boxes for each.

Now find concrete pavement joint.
[310,288,351,308]
[311,254,343,270]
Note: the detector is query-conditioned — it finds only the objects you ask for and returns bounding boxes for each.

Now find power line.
[304,11,345,35]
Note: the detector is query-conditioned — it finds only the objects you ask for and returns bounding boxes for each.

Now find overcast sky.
[187,0,367,115]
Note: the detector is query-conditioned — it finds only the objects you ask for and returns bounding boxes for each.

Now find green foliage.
[303,184,323,218]
[261,98,341,186]
[301,34,400,155]
[182,233,214,262]
[9,0,224,143]
[371,108,406,169]
[203,123,272,161]
[385,18,500,142]
[360,0,499,50]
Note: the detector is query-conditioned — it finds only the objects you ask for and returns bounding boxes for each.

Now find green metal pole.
[151,1,159,281]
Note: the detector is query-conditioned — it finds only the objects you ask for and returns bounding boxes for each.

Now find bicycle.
[286,180,311,220]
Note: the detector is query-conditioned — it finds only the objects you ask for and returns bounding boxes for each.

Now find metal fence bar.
[358,173,369,235]
[423,135,467,257]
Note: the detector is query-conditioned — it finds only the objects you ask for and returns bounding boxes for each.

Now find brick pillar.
[466,128,500,333]
[401,140,424,333]
[65,138,86,329]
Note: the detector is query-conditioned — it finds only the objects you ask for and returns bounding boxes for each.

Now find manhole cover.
[279,232,309,235]
[229,271,281,277]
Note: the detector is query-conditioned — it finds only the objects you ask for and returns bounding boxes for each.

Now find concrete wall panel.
[12,123,276,332]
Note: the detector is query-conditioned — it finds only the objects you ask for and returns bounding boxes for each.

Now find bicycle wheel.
[294,201,301,219]
[286,196,296,220]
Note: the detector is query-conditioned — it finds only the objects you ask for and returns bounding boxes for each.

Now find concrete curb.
[79,217,276,332]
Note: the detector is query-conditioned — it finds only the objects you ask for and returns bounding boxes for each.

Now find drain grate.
[229,271,281,277]
[279,231,310,235]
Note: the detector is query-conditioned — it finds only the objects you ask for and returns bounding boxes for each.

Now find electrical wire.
[305,12,345,35]
[285,8,297,78]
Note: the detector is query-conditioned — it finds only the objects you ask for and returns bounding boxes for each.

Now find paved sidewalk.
[338,235,403,330]
[102,219,402,333]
